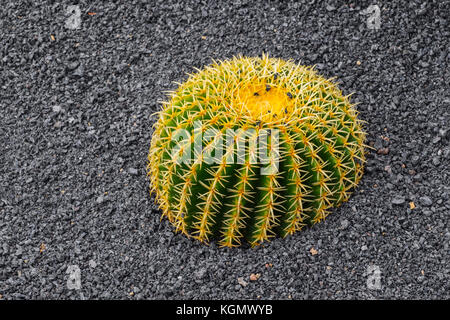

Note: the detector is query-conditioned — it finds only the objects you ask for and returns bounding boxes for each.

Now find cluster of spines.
[147,55,366,247]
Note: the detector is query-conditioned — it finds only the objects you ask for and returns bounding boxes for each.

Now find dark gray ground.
[0,0,449,300]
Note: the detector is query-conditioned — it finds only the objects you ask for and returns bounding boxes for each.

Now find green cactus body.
[148,55,366,247]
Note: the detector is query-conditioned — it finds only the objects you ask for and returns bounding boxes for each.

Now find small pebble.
[419,196,433,207]
[392,196,405,205]
[377,148,389,155]
[128,168,138,175]
[89,260,97,268]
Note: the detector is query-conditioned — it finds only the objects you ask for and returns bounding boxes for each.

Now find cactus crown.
[147,54,366,247]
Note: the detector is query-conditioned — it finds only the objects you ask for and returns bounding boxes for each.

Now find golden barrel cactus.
[147,55,366,247]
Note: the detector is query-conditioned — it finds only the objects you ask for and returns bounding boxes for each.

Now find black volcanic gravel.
[0,0,449,300]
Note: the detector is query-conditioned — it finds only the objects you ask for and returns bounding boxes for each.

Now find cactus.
[147,55,366,247]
